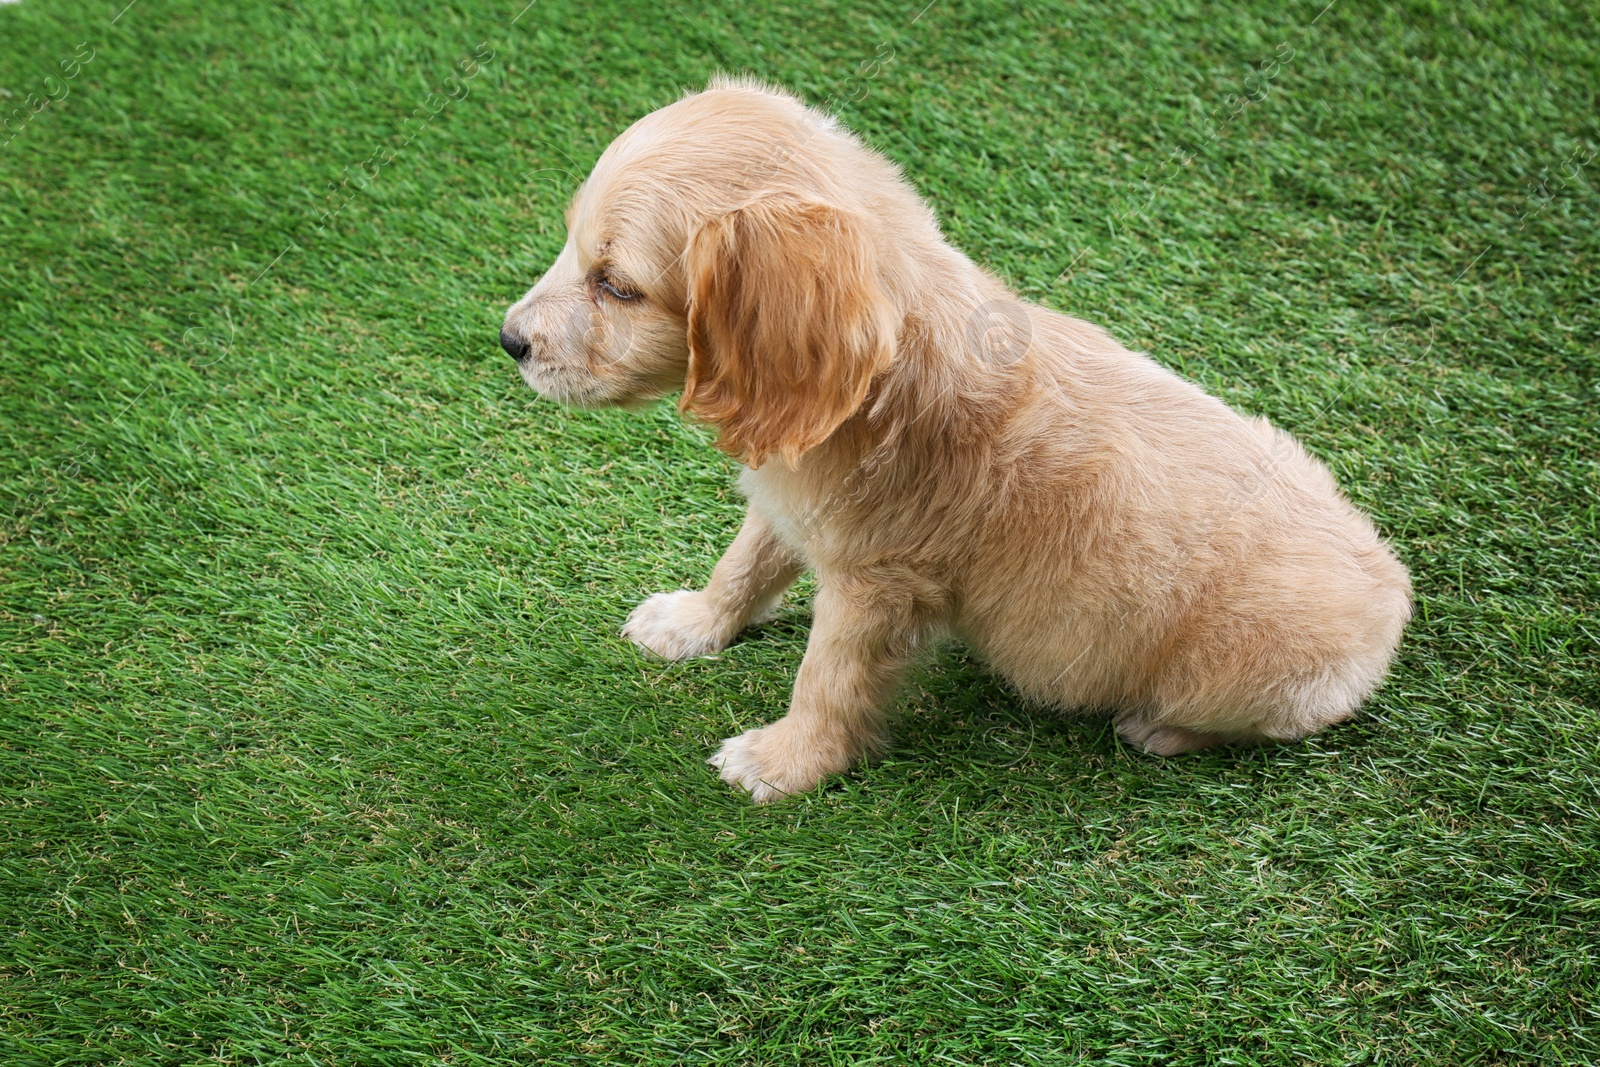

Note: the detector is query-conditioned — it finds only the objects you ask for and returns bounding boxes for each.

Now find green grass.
[1,0,1596,1062]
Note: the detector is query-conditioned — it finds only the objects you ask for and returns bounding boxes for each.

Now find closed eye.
[594,270,641,302]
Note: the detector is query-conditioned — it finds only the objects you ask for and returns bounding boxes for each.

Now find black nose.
[500,327,530,363]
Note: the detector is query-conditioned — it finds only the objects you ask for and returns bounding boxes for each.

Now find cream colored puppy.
[499,78,1411,802]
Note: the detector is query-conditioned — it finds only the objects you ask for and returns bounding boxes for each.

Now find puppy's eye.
[594,271,641,302]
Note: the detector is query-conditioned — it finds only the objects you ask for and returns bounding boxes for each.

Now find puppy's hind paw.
[1115,716,1227,757]
[622,590,736,661]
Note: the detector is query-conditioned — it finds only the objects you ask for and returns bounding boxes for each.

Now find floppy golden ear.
[681,194,898,468]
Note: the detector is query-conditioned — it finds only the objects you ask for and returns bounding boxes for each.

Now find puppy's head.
[500,81,900,467]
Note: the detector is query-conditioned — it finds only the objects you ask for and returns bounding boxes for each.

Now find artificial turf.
[1,0,1596,1063]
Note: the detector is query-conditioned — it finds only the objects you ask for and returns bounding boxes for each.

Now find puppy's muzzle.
[500,326,531,363]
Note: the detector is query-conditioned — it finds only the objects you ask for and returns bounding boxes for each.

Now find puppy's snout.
[500,326,531,363]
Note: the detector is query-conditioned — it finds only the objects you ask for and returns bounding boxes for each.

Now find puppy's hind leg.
[623,507,803,660]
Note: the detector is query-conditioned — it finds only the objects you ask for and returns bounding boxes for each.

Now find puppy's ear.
[681,194,898,468]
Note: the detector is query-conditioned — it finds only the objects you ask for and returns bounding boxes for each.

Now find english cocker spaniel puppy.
[499,78,1411,802]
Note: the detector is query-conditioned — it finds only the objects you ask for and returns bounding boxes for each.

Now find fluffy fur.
[500,78,1412,802]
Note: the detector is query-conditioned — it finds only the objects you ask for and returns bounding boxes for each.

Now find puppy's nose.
[500,326,530,363]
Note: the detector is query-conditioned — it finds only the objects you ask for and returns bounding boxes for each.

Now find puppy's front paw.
[622,590,735,661]
[708,725,847,803]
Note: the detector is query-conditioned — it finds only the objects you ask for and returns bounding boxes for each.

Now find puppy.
[499,78,1411,802]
